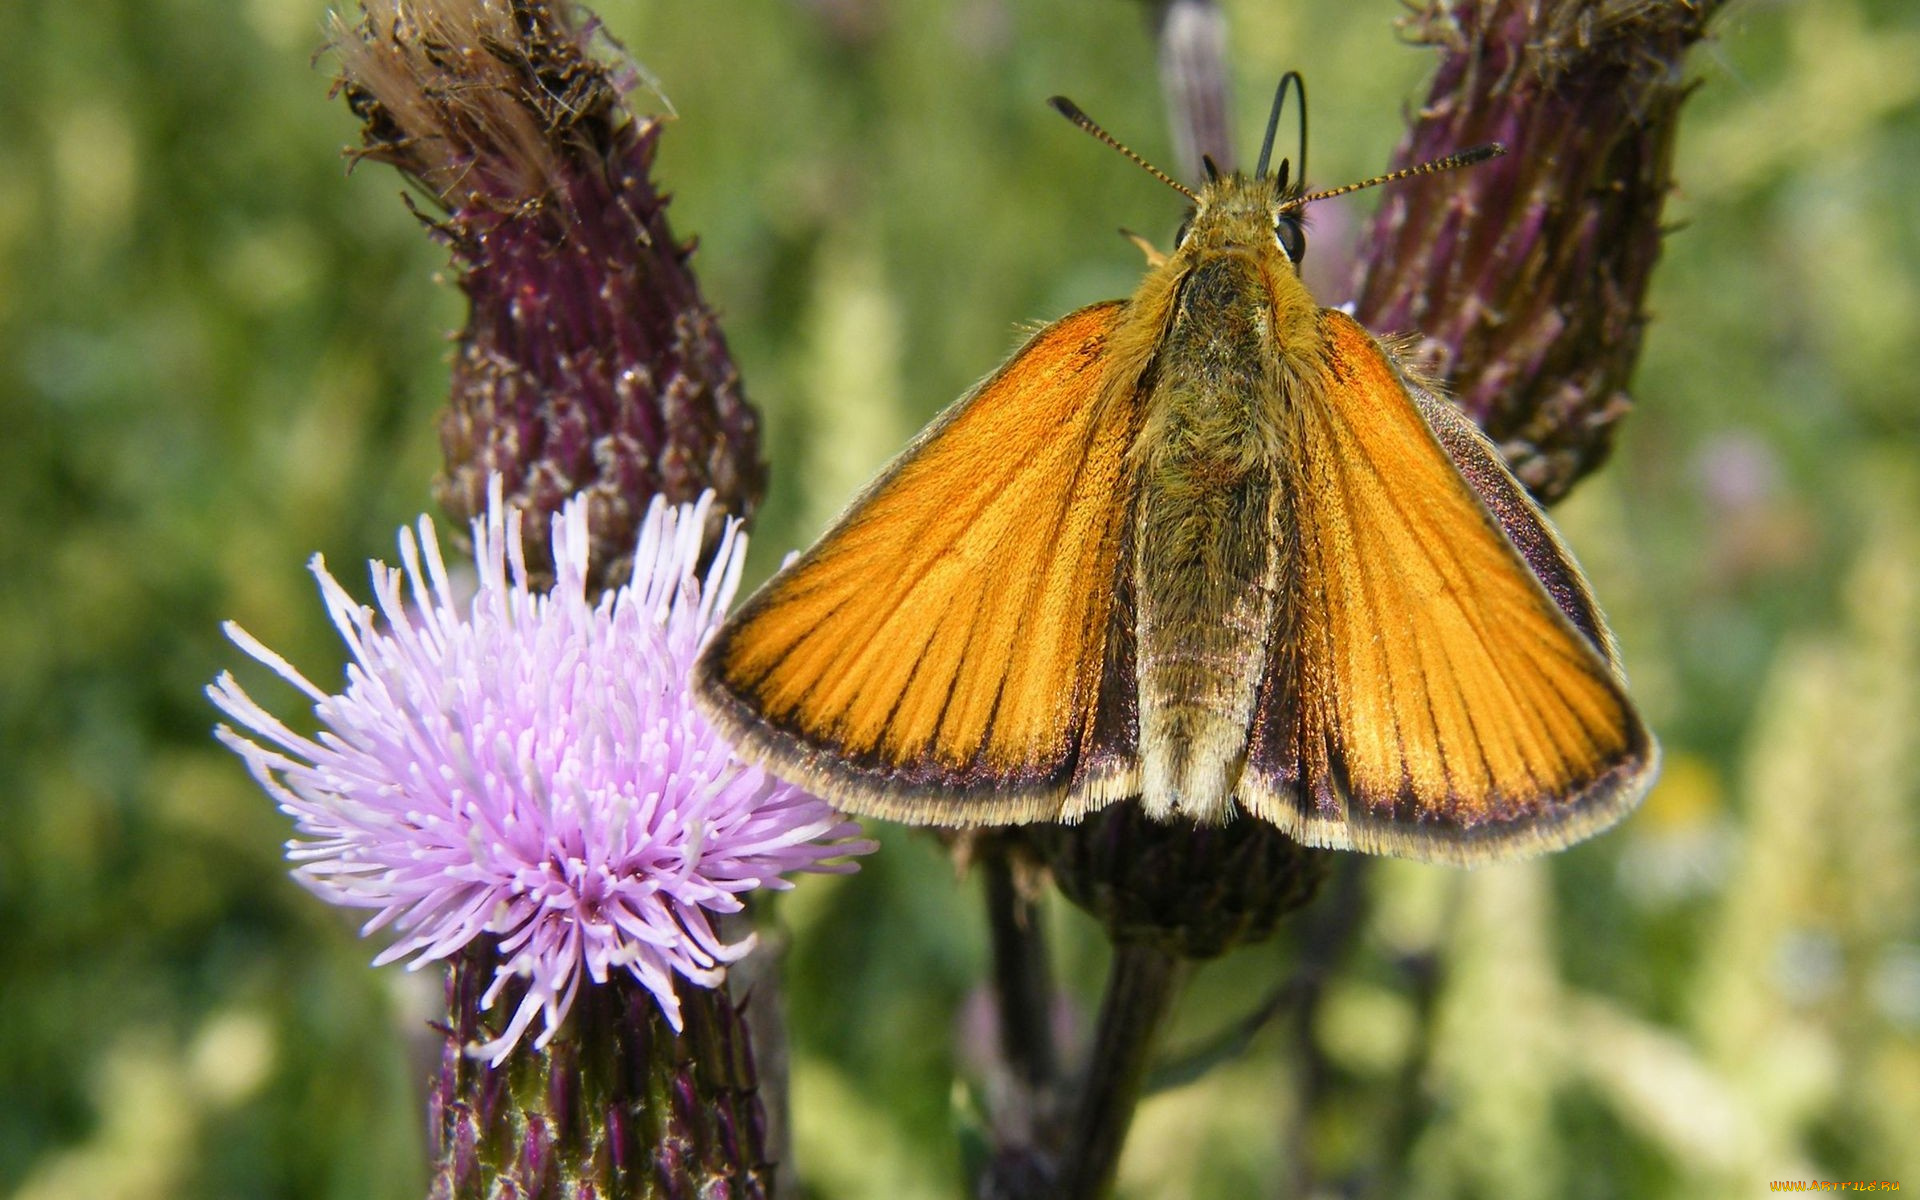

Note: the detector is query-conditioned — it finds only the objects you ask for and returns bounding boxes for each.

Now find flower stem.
[984,848,1059,1091]
[973,841,1068,1198]
[1057,944,1188,1200]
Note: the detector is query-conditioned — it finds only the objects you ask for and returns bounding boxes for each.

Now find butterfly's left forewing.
[1240,311,1655,863]
[696,302,1147,824]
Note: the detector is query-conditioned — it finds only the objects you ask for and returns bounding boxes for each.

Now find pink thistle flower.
[210,485,872,1064]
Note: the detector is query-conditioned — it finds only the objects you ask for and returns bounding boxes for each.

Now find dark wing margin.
[1411,386,1618,667]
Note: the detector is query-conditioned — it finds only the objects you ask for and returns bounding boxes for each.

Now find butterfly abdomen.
[1133,460,1289,823]
[1131,252,1301,823]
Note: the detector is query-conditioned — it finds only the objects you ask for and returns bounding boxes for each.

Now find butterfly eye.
[1173,215,1194,249]
[1274,214,1306,263]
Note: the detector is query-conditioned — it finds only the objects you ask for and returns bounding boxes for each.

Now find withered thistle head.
[1032,813,1328,959]
[1350,0,1722,501]
[332,0,766,592]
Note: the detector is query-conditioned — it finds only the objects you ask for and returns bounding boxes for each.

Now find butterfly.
[694,77,1656,864]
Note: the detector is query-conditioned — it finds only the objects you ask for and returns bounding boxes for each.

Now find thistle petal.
[211,486,874,1063]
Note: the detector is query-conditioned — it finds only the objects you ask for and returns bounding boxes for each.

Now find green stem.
[984,849,1059,1090]
[1058,944,1188,1200]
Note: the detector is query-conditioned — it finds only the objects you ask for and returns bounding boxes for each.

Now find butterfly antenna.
[1255,71,1307,183]
[1049,96,1198,201]
[1291,143,1506,208]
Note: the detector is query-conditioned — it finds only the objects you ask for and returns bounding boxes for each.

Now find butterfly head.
[1174,72,1312,265]
[1172,167,1309,268]
[1049,77,1502,278]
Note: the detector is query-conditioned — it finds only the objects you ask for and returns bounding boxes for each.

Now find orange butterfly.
[695,79,1656,865]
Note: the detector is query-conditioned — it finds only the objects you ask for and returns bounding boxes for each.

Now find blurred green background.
[2,0,1917,1196]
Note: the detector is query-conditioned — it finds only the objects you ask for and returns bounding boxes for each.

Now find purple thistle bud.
[209,484,873,1064]
[330,0,766,591]
[1350,0,1722,500]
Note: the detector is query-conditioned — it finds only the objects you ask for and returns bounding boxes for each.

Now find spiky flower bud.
[1350,0,1723,501]
[1035,810,1327,960]
[332,0,766,591]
